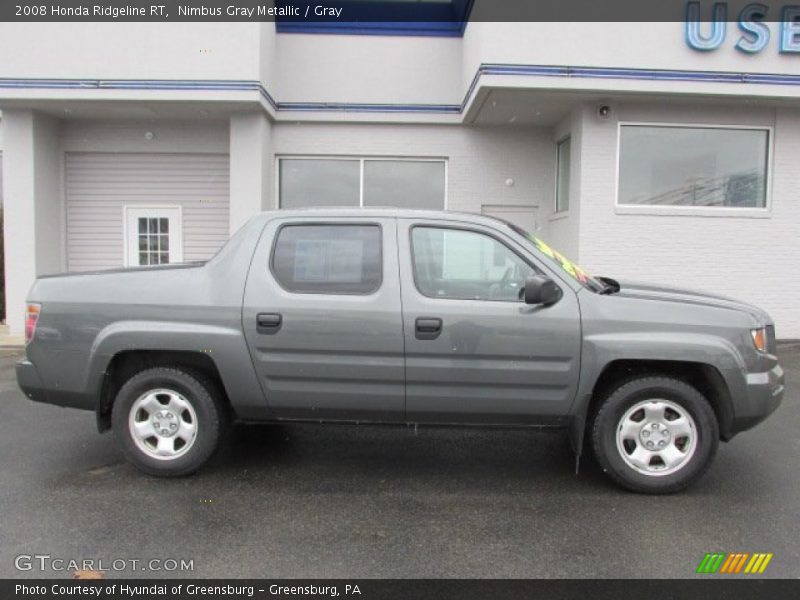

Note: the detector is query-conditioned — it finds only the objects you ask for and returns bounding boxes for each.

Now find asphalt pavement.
[1,346,798,579]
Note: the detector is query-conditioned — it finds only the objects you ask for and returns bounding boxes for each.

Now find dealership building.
[0,15,799,336]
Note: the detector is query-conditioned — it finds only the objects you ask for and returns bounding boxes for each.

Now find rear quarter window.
[271,224,382,295]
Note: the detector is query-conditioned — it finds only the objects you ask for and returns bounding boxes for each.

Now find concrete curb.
[0,337,25,348]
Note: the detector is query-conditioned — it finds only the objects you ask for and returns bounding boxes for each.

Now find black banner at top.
[2,0,799,23]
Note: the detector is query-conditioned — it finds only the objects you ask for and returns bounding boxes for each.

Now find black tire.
[111,367,228,477]
[591,376,719,494]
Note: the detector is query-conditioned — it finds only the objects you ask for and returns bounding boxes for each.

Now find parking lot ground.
[1,346,798,579]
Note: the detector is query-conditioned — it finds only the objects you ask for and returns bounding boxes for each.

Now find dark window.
[618,125,769,208]
[137,216,170,265]
[411,226,538,302]
[556,137,571,213]
[362,160,445,209]
[272,224,382,294]
[278,157,445,210]
[279,159,360,208]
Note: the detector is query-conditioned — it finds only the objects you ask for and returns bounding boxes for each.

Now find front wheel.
[591,376,719,494]
[112,367,227,477]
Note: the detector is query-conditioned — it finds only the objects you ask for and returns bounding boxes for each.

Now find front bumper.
[731,362,785,434]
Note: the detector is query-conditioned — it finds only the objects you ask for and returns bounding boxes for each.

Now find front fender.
[568,332,746,458]
[577,331,746,408]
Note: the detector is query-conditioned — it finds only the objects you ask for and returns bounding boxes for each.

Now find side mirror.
[522,275,562,306]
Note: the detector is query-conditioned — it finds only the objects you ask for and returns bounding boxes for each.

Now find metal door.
[397,217,582,424]
[242,216,405,422]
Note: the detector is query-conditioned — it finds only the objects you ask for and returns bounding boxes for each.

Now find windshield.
[505,223,606,293]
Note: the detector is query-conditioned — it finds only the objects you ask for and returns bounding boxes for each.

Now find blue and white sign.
[685,1,800,53]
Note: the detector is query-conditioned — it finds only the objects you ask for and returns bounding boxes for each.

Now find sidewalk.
[0,324,25,348]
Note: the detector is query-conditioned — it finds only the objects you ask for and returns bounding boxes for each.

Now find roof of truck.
[259,207,515,227]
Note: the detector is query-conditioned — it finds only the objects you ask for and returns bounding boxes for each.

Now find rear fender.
[87,320,269,420]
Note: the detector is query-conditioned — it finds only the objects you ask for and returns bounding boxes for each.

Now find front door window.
[411,226,538,302]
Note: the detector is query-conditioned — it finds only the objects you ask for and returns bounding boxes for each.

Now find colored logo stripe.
[697,553,726,573]
[719,553,748,573]
[745,553,774,574]
[697,552,773,574]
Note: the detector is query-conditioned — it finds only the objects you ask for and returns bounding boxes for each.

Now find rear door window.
[271,224,382,294]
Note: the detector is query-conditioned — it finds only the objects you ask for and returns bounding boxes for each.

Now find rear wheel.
[112,367,227,477]
[591,376,719,494]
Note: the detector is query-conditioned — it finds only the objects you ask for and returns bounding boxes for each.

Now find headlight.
[751,327,767,353]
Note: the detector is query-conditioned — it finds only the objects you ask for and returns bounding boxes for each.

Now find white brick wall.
[575,102,800,339]
[270,123,556,222]
[268,115,800,338]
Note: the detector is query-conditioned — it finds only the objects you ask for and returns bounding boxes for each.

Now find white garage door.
[65,153,230,272]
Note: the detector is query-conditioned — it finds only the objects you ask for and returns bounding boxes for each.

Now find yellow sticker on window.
[531,236,590,284]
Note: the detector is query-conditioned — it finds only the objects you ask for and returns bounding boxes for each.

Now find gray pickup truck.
[17,209,784,493]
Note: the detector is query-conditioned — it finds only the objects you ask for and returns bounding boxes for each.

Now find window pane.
[618,126,768,207]
[363,160,445,209]
[272,225,382,294]
[411,227,538,302]
[556,138,570,212]
[138,218,148,235]
[159,218,169,234]
[280,159,360,208]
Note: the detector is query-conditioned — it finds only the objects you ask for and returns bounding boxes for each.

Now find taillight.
[25,303,41,344]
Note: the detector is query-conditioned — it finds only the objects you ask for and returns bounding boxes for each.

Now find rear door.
[397,217,582,424]
[242,216,405,422]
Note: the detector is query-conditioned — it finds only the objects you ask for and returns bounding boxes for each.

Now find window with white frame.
[618,125,769,208]
[279,157,446,210]
[124,206,183,267]
[555,137,571,213]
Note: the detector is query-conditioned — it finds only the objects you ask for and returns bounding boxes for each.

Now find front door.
[242,216,405,422]
[397,218,582,424]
